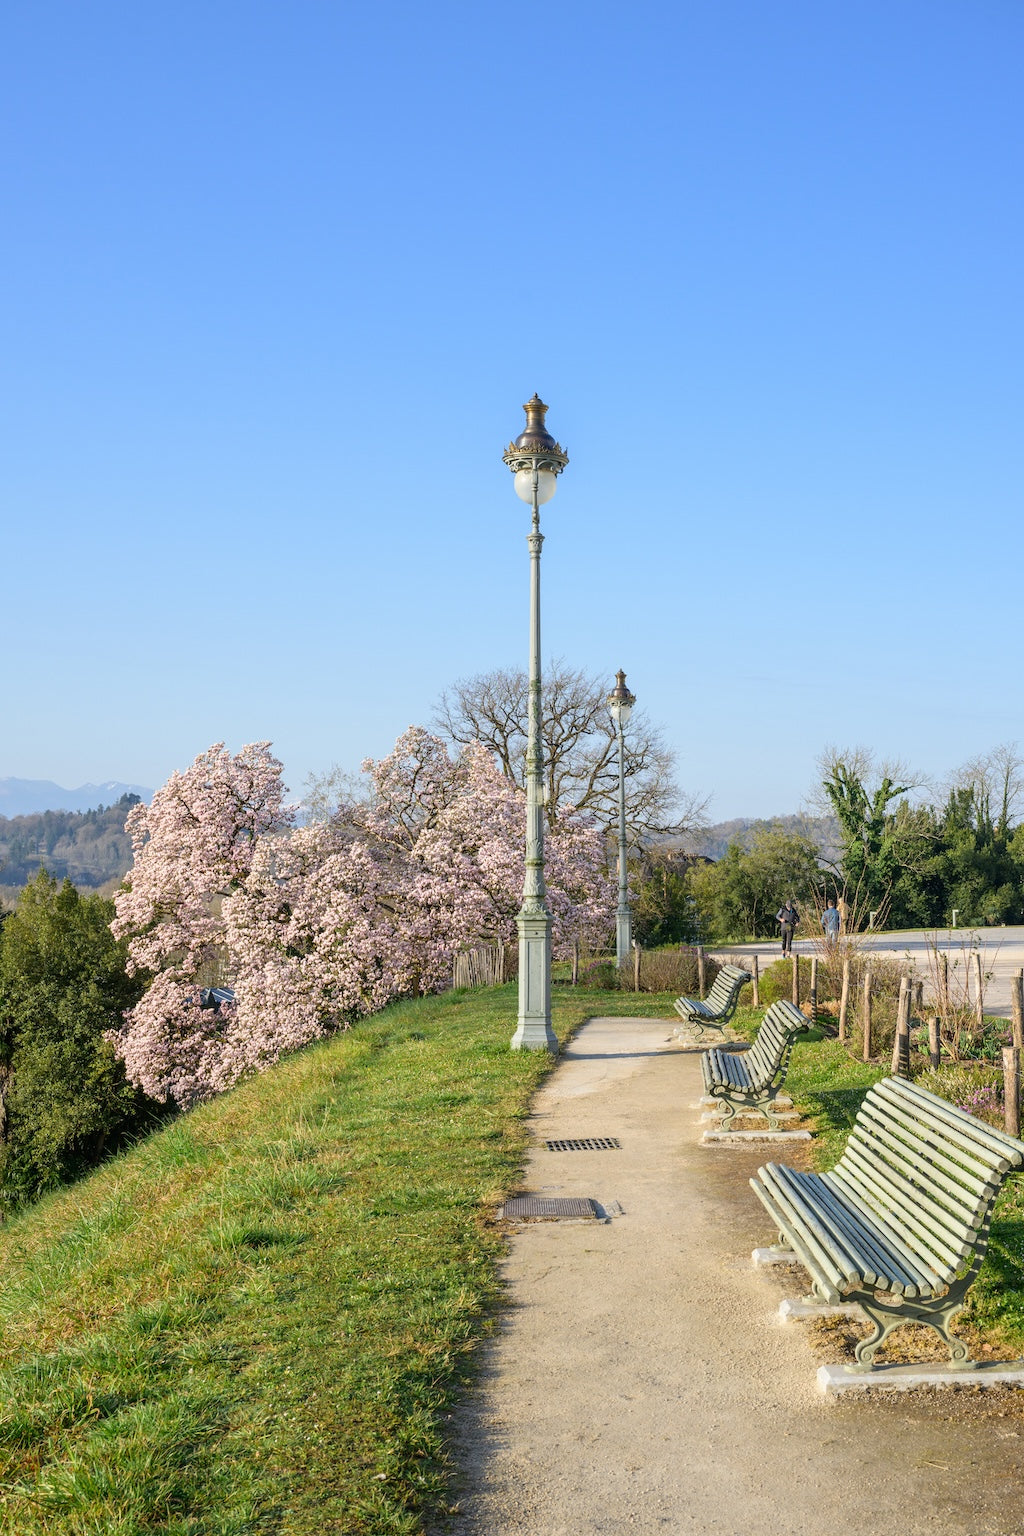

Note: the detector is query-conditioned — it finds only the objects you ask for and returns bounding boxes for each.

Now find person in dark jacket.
[777,899,799,954]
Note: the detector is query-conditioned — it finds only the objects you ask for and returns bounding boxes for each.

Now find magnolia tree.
[112,731,614,1109]
[109,742,290,1106]
[360,728,615,961]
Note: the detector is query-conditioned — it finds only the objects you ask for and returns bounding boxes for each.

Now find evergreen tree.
[0,870,156,1207]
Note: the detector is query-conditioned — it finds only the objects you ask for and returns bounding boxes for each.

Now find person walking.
[777,899,799,955]
[821,899,841,947]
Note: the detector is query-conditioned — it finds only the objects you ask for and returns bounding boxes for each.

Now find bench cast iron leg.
[850,1294,972,1371]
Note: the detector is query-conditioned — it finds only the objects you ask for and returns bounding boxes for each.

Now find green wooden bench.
[674,962,751,1041]
[702,999,809,1129]
[750,1076,1024,1371]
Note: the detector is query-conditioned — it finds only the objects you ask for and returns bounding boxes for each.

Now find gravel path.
[442,1017,1024,1535]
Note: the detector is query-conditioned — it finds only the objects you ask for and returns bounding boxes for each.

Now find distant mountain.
[0,778,152,818]
[680,813,842,865]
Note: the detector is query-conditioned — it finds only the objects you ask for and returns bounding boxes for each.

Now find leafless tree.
[302,765,364,825]
[434,662,707,840]
[945,743,1024,835]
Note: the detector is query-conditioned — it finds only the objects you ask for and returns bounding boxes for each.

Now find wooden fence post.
[914,979,924,1013]
[633,941,641,994]
[838,957,850,1043]
[928,1016,941,1069]
[973,951,985,1030]
[1013,970,1024,1053]
[810,956,818,1025]
[697,945,706,999]
[892,976,911,1078]
[1004,1046,1021,1140]
[862,971,873,1061]
[792,954,800,1008]
[751,952,760,1009]
[890,976,905,1075]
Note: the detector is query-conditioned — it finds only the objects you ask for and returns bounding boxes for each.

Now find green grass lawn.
[730,1003,1024,1354]
[0,984,675,1536]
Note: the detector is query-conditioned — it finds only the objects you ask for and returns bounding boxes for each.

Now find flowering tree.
[362,729,614,962]
[109,742,290,1106]
[223,826,406,1055]
[111,731,614,1110]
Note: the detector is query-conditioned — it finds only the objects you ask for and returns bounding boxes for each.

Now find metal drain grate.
[545,1137,621,1152]
[501,1196,598,1219]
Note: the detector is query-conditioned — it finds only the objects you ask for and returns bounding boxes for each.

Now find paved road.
[716,927,1024,1016]
[443,1018,1024,1535]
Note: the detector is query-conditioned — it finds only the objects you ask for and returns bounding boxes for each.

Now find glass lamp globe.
[513,467,557,505]
[610,699,633,727]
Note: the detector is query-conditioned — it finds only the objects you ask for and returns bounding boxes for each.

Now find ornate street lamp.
[503,395,568,1052]
[606,669,636,966]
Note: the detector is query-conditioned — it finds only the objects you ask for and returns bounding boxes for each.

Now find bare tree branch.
[435,662,707,840]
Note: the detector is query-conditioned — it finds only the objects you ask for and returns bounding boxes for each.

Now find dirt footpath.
[443,1017,1024,1536]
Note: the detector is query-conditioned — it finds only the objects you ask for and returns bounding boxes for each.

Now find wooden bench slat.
[830,1160,972,1278]
[718,1057,751,1088]
[824,1163,963,1287]
[841,1142,982,1247]
[856,1100,1000,1194]
[751,1172,848,1301]
[892,1078,1024,1168]
[748,1027,788,1079]
[874,1078,1021,1173]
[753,1167,858,1298]
[841,1129,986,1233]
[780,1169,900,1291]
[847,1116,994,1211]
[761,1166,874,1286]
[778,1165,935,1296]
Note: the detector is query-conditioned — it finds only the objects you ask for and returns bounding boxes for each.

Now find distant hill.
[680,813,841,865]
[0,796,141,894]
[0,778,152,818]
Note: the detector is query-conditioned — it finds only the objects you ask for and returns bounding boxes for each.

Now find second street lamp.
[607,669,636,967]
[503,395,568,1053]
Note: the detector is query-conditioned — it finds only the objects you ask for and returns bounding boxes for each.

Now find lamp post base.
[512,907,557,1053]
[615,911,632,969]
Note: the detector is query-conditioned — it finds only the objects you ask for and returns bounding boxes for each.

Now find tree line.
[631,745,1024,943]
[0,794,140,890]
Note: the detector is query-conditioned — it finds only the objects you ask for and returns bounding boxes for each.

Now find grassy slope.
[730,1003,1024,1352]
[0,984,673,1536]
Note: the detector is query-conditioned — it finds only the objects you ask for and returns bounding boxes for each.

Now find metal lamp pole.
[607,670,636,966]
[503,395,568,1052]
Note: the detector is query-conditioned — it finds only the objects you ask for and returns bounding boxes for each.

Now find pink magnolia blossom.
[111,730,615,1110]
[109,742,292,1106]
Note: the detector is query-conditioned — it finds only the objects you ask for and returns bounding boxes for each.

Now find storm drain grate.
[501,1196,598,1220]
[545,1137,621,1152]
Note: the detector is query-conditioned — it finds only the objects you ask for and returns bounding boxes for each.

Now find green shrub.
[615,945,721,995]
[580,959,618,990]
[915,1062,1003,1127]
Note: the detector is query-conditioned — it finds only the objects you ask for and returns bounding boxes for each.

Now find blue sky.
[2,1,1021,820]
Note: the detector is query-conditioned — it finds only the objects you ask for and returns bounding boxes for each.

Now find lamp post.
[606,670,636,966]
[503,395,568,1052]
